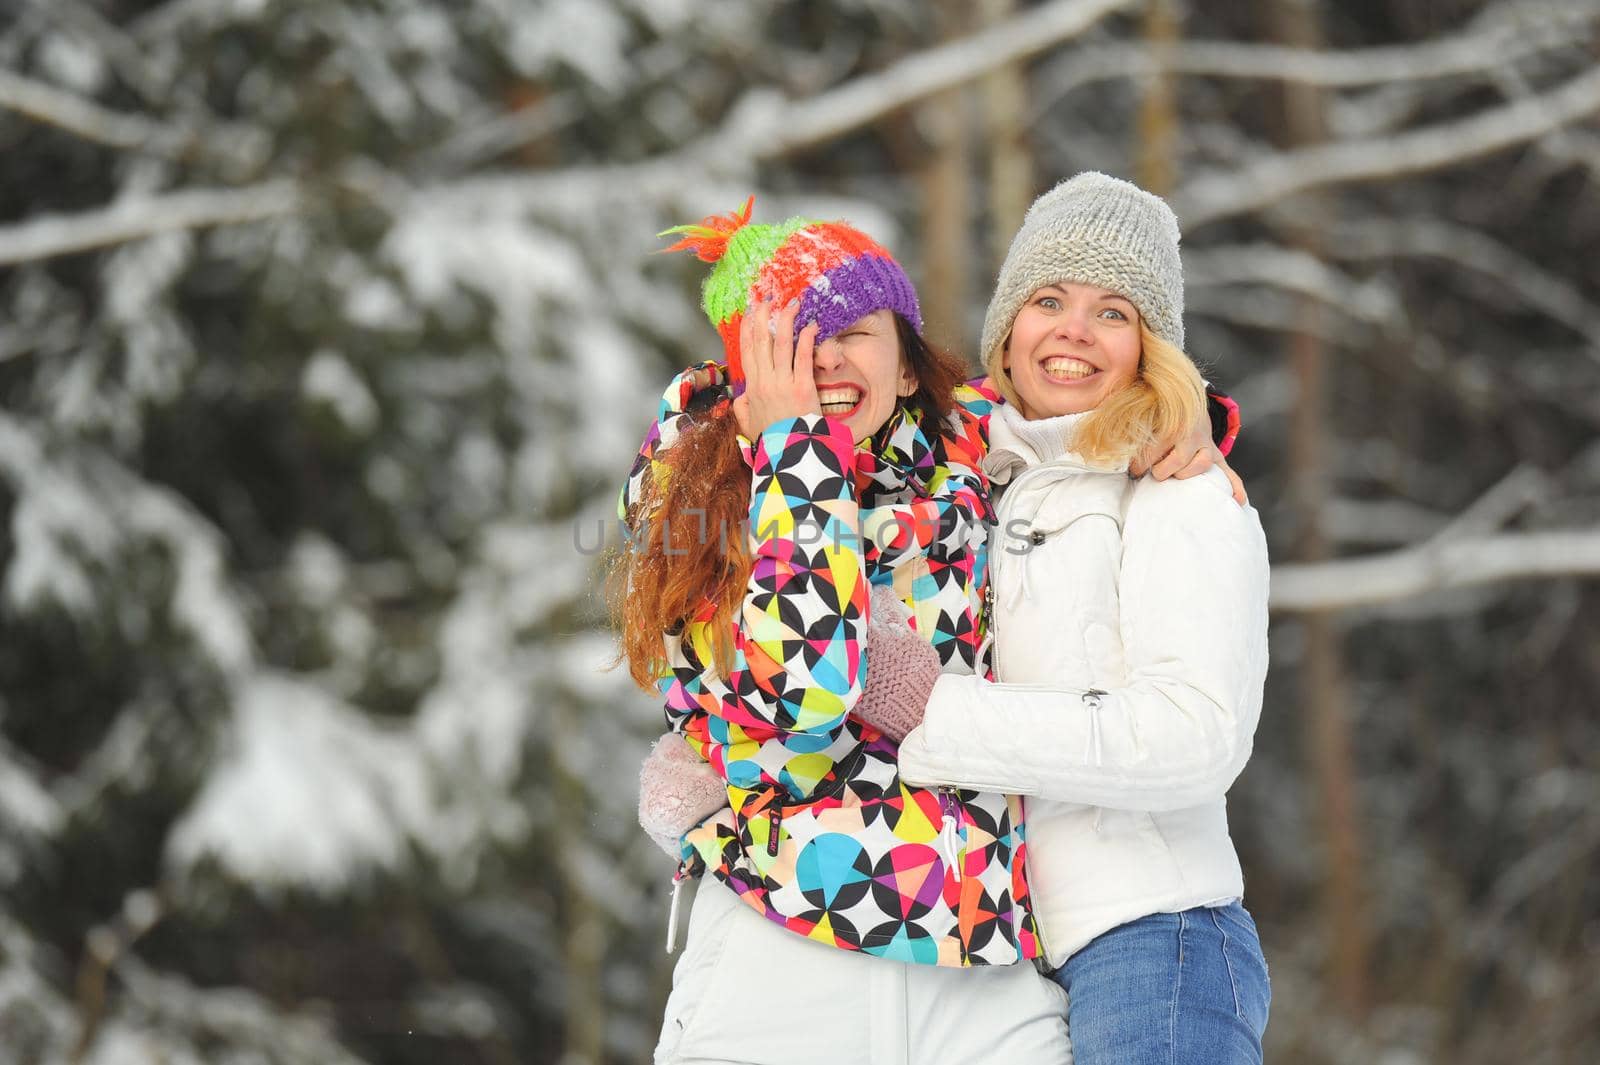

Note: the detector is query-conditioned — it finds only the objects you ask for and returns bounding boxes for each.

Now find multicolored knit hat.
[661,197,923,382]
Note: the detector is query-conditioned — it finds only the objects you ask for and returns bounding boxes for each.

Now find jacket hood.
[618,360,734,523]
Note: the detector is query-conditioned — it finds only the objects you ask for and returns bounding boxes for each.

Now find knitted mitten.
[853,583,941,743]
[638,735,726,859]
[636,586,940,857]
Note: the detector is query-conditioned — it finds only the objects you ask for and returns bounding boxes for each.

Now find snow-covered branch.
[1036,10,1596,105]
[1175,64,1600,228]
[754,0,1138,159]
[0,181,300,266]
[1331,218,1600,358]
[1269,530,1600,612]
[0,68,179,152]
[1185,244,1400,327]
[429,0,1138,207]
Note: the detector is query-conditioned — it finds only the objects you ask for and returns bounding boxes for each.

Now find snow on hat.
[661,197,923,382]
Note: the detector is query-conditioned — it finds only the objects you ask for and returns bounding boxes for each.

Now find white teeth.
[1041,357,1095,380]
[817,388,862,407]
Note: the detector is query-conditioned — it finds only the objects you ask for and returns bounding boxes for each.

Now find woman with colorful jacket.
[898,172,1273,1065]
[614,202,1069,1064]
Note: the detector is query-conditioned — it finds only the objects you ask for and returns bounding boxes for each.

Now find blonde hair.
[985,319,1206,467]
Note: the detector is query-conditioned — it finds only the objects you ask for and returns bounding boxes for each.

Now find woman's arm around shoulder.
[899,465,1269,811]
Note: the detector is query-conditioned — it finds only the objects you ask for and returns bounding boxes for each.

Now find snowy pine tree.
[3,2,1600,1064]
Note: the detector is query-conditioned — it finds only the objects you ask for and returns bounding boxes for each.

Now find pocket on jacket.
[653,883,748,1063]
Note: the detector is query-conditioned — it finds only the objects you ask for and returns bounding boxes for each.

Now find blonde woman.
[900,172,1273,1065]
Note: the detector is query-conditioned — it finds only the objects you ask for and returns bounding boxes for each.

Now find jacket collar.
[621,360,939,517]
[985,401,1126,483]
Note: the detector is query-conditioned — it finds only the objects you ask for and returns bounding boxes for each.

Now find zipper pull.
[1082,688,1107,766]
[665,870,686,954]
[976,580,998,677]
[767,798,784,857]
[937,788,962,881]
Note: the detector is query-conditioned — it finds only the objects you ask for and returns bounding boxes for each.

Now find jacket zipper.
[936,786,963,882]
[990,461,1118,966]
[665,863,687,954]
[1016,799,1051,968]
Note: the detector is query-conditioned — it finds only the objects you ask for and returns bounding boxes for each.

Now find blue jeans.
[1048,903,1270,1065]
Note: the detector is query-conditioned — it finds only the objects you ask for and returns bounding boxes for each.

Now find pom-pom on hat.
[661,197,922,382]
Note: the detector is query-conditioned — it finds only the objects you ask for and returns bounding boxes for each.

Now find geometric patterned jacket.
[621,363,1041,967]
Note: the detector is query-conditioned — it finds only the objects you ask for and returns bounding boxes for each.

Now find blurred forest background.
[1,0,1598,1063]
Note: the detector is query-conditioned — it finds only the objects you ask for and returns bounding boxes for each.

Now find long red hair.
[612,318,969,689]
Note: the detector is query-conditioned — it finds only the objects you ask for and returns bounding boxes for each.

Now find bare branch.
[127,0,224,41]
[0,67,185,153]
[1323,498,1449,548]
[1037,9,1597,106]
[1430,465,1554,544]
[420,92,583,175]
[1270,530,1600,612]
[1331,218,1600,358]
[1175,65,1600,228]
[1185,245,1401,327]
[0,182,301,266]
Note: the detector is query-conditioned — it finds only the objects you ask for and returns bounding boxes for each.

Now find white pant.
[655,879,1073,1065]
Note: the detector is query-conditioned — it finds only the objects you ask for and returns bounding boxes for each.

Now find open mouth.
[1040,356,1098,382]
[818,385,864,416]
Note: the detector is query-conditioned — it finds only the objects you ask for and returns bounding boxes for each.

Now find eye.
[1037,296,1061,311]
[1099,307,1128,321]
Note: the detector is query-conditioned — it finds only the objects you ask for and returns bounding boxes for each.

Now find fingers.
[1151,443,1211,481]
[1220,456,1249,506]
[730,393,754,439]
[737,298,820,433]
[772,297,799,376]
[793,320,820,408]
[1173,450,1214,481]
[740,298,770,389]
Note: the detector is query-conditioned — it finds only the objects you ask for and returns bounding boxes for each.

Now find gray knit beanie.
[980,172,1185,379]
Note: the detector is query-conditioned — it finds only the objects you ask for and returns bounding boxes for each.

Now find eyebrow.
[1038,284,1133,306]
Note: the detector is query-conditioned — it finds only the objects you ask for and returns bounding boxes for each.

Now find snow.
[343,276,415,330]
[383,200,588,356]
[125,489,256,678]
[37,31,106,95]
[166,672,435,891]
[0,2,1594,1061]
[0,415,113,616]
[302,349,381,434]
[416,575,536,790]
[506,0,630,89]
[0,738,63,885]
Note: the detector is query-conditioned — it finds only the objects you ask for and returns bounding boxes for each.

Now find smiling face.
[812,309,918,442]
[1002,282,1143,420]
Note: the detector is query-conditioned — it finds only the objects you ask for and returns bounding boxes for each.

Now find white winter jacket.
[898,403,1270,968]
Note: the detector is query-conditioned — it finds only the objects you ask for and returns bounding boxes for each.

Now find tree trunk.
[553,713,608,1064]
[1269,0,1371,1020]
[918,2,974,356]
[978,0,1035,277]
[1135,0,1180,195]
